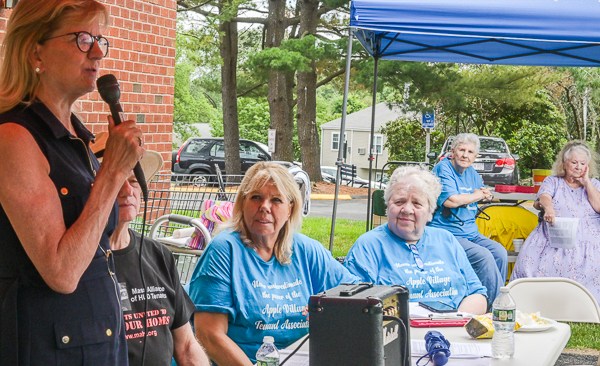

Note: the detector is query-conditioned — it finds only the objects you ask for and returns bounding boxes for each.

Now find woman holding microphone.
[0,0,143,364]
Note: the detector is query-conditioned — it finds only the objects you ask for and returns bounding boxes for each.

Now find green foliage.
[248,43,312,78]
[332,96,367,116]
[209,98,270,143]
[316,86,374,125]
[380,117,445,163]
[173,60,220,144]
[237,98,271,144]
[507,122,567,178]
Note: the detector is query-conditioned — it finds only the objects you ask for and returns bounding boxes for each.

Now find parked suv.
[172,137,271,178]
[433,136,520,186]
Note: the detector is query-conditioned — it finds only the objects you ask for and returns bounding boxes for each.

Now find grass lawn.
[565,322,600,350]
[300,216,367,258]
[301,217,600,351]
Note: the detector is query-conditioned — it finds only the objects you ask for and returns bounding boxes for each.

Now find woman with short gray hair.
[451,133,480,155]
[428,132,507,307]
[384,165,441,216]
[511,141,600,304]
[345,165,488,315]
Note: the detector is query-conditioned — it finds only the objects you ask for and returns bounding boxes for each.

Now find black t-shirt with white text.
[113,229,195,366]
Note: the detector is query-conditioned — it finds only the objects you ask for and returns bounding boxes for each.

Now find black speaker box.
[308,283,410,366]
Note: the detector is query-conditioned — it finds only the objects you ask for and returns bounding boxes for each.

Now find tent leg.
[329,28,354,253]
[366,57,379,231]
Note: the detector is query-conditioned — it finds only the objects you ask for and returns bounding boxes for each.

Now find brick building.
[0,0,177,169]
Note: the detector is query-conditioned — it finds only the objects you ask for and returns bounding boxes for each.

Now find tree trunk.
[266,0,294,162]
[296,0,321,181]
[219,1,241,177]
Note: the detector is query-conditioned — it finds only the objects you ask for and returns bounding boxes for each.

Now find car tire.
[190,171,212,188]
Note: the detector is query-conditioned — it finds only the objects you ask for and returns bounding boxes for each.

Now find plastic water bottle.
[256,336,280,366]
[492,287,516,358]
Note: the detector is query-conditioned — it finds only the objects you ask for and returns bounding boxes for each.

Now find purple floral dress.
[511,175,600,303]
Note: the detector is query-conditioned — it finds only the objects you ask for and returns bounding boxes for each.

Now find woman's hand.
[543,207,556,226]
[478,187,494,201]
[100,115,145,177]
[574,165,591,187]
[538,193,556,226]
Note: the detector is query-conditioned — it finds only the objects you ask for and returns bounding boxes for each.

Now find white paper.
[278,350,309,366]
[412,357,491,366]
[279,339,492,366]
[547,217,578,249]
[156,237,189,248]
[411,339,493,359]
[172,227,195,239]
[409,302,472,319]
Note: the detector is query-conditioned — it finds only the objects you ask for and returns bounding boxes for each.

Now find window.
[239,142,264,159]
[332,133,340,151]
[185,139,211,154]
[331,132,347,151]
[209,141,225,158]
[374,135,383,154]
[369,134,384,154]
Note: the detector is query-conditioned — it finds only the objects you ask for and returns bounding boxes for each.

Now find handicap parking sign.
[422,110,435,128]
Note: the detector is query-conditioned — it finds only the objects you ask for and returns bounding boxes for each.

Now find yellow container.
[532,169,552,193]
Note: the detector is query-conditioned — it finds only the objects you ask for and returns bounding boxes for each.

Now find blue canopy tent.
[329,0,600,249]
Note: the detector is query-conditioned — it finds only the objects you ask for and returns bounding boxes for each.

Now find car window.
[480,139,507,153]
[185,139,211,154]
[209,141,225,158]
[240,142,264,159]
[255,142,272,157]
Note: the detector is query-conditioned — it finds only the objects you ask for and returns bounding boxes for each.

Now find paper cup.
[513,239,524,252]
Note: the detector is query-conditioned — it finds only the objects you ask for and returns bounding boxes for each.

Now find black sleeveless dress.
[0,101,128,365]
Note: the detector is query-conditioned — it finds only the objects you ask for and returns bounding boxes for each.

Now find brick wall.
[0,0,177,169]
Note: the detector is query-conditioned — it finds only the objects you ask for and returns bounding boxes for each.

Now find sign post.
[268,129,276,153]
[422,110,435,164]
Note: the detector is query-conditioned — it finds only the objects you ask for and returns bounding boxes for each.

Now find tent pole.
[366,57,379,231]
[329,28,354,253]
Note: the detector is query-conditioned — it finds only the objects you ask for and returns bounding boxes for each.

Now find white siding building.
[320,103,414,181]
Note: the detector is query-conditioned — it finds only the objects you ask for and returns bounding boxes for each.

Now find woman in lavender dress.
[511,141,600,303]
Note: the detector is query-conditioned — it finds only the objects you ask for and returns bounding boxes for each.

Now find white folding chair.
[507,277,600,366]
[507,277,600,323]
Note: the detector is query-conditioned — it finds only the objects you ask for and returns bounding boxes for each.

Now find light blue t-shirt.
[429,158,484,239]
[187,230,359,363]
[344,224,487,308]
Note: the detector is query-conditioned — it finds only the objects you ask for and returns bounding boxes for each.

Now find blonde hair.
[552,140,599,178]
[384,165,442,215]
[0,0,109,113]
[229,162,303,265]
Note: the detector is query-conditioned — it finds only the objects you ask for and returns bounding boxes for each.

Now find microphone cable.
[280,335,309,366]
[139,191,149,366]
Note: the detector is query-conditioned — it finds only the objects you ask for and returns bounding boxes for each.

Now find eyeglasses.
[42,31,109,57]
[408,244,425,271]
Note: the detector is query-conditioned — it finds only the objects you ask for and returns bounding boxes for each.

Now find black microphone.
[96,74,148,202]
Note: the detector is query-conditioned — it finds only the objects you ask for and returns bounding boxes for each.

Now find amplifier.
[308,283,410,366]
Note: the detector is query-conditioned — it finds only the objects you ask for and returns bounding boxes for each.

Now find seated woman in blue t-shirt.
[188,162,359,365]
[344,166,487,315]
